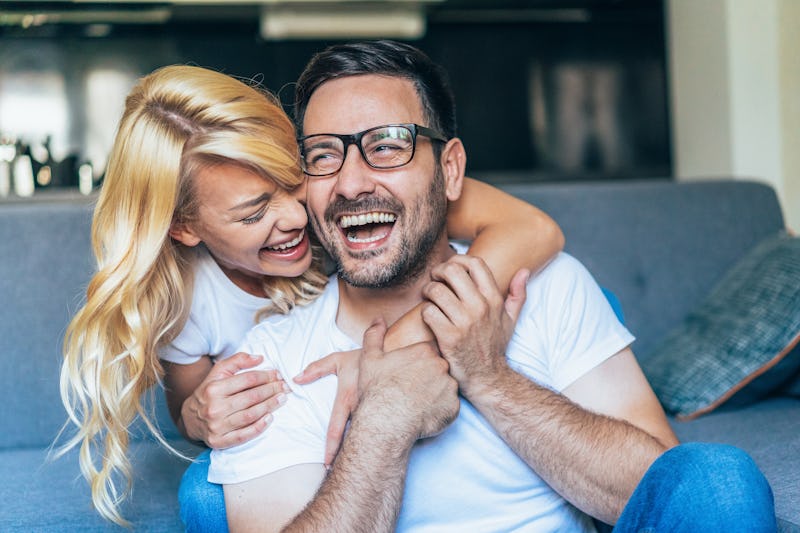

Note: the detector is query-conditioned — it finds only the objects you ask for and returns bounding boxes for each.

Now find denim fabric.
[179,449,228,533]
[601,287,625,324]
[613,443,777,533]
[180,443,776,532]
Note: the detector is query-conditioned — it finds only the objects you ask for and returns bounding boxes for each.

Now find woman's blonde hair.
[59,65,327,526]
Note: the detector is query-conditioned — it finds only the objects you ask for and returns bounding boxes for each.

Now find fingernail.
[263,414,273,426]
[293,371,304,381]
[282,382,291,393]
[276,393,288,405]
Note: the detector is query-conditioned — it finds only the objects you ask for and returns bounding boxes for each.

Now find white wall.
[667,0,799,232]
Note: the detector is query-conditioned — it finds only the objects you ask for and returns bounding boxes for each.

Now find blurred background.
[0,0,797,230]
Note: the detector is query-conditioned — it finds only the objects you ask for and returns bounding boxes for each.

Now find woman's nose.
[278,193,309,231]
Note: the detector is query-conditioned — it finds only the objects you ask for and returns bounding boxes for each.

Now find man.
[209,41,776,532]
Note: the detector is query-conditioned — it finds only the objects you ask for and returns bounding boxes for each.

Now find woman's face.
[172,163,312,291]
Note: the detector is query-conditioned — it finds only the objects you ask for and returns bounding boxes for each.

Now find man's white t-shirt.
[209,251,634,532]
[159,246,270,365]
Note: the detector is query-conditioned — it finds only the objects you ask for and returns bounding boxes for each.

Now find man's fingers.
[362,317,387,357]
[434,255,502,303]
[420,302,456,341]
[421,281,461,326]
[505,268,530,324]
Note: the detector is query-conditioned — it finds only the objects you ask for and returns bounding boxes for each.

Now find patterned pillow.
[642,233,800,420]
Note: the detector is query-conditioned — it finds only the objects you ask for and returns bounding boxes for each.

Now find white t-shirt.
[209,252,634,532]
[158,246,271,365]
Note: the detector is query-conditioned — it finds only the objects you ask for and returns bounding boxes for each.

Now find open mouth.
[338,211,396,245]
[264,229,305,253]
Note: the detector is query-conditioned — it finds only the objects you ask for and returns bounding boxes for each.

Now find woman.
[59,64,564,526]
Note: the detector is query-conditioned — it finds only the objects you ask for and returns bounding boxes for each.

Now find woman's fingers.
[324,398,351,466]
[504,268,530,324]
[294,351,343,384]
[211,351,264,379]
[362,317,387,357]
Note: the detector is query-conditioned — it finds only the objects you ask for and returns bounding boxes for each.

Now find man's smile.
[338,211,397,245]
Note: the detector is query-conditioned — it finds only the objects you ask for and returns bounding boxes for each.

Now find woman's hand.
[179,352,289,449]
[294,349,361,466]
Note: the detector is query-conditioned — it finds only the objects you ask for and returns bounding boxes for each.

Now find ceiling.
[0,1,660,22]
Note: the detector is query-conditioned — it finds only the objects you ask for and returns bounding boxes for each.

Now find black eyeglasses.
[298,123,448,177]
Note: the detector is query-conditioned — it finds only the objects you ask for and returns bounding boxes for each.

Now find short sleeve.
[509,254,634,392]
[159,315,210,365]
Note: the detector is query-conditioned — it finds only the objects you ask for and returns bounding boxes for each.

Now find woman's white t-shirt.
[158,246,271,365]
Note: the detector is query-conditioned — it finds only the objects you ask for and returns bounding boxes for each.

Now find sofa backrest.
[0,198,177,450]
[497,178,786,360]
[0,178,785,449]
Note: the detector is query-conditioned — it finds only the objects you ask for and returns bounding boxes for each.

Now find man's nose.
[333,144,376,200]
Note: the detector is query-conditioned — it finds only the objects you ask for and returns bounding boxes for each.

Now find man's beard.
[313,168,447,289]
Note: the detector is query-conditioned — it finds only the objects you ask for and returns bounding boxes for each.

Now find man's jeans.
[179,442,776,532]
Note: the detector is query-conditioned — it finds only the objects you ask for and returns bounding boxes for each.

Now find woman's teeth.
[267,230,304,251]
[339,212,396,229]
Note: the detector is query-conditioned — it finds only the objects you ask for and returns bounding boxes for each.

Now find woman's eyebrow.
[228,192,272,212]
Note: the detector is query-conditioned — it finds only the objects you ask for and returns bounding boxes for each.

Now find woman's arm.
[163,354,288,448]
[383,177,564,349]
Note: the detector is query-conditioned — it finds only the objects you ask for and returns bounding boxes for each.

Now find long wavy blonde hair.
[58,65,328,526]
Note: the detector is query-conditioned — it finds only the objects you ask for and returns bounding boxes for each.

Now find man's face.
[303,74,449,288]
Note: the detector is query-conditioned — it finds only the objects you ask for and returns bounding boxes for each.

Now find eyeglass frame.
[297,123,449,177]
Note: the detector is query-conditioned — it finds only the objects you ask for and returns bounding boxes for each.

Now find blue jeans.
[611,443,776,533]
[179,450,228,533]
[179,443,776,533]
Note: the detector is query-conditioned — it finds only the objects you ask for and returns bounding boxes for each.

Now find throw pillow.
[642,232,800,420]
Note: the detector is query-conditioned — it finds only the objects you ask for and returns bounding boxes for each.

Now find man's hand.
[356,319,460,443]
[180,352,289,449]
[421,256,529,397]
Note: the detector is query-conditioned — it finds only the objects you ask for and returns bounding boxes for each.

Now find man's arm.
[224,407,413,533]
[464,350,673,525]
[224,322,460,533]
[421,256,677,525]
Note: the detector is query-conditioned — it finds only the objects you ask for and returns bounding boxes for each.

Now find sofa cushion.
[670,397,800,532]
[643,233,800,420]
[0,440,196,532]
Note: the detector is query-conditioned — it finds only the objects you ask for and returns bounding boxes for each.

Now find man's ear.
[440,138,466,202]
[168,221,202,247]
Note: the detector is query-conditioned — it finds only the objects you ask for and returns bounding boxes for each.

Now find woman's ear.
[440,138,466,202]
[168,222,202,247]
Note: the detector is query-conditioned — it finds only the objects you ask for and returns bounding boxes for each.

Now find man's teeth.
[347,233,387,244]
[339,212,396,229]
[267,230,304,251]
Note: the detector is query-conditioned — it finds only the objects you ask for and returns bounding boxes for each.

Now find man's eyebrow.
[228,192,272,212]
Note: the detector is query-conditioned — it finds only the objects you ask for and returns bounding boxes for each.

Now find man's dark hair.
[294,40,457,142]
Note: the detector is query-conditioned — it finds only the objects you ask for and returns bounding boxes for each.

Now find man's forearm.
[467,366,665,525]
[284,403,413,533]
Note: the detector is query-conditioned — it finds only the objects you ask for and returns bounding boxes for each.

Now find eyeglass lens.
[301,125,415,176]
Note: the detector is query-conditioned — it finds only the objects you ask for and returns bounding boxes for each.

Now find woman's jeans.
[179,442,776,533]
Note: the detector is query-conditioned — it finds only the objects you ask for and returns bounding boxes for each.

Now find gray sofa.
[1,179,798,531]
